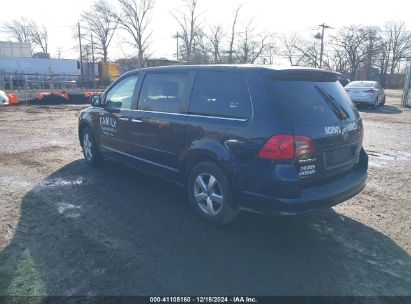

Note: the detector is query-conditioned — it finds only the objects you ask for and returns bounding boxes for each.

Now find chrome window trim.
[128,109,248,122]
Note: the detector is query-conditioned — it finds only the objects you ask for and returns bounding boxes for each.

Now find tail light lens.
[363,89,375,93]
[295,136,316,158]
[258,135,316,160]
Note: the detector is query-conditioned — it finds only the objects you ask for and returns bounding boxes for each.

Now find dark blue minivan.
[79,65,368,225]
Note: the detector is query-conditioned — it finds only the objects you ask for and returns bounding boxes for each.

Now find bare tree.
[376,21,411,86]
[227,4,242,64]
[333,25,370,80]
[362,26,382,79]
[2,17,33,45]
[81,0,118,62]
[280,33,305,66]
[114,0,155,67]
[330,48,350,74]
[386,21,411,75]
[172,0,204,63]
[206,25,224,63]
[264,37,278,65]
[236,20,269,64]
[29,23,49,54]
[294,38,322,68]
[3,18,49,54]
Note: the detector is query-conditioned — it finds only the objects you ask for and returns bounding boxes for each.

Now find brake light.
[363,89,375,93]
[258,135,316,160]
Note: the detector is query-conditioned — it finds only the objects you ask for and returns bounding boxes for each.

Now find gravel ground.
[0,91,410,296]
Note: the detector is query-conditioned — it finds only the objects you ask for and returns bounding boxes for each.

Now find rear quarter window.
[189,71,251,119]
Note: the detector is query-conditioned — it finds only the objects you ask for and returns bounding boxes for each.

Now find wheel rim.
[83,133,93,161]
[193,173,224,216]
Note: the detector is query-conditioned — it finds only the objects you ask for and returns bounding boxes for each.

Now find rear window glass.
[346,81,375,88]
[189,71,251,119]
[265,79,359,125]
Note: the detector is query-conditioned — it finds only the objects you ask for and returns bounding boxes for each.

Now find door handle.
[119,117,129,121]
[131,119,143,123]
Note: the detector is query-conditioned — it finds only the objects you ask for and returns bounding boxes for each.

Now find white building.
[0,41,32,58]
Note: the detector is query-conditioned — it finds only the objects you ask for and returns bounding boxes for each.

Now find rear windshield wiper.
[315,85,349,120]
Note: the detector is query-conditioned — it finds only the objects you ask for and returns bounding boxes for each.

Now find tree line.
[2,0,411,87]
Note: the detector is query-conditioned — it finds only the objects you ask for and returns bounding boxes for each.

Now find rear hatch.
[265,70,363,184]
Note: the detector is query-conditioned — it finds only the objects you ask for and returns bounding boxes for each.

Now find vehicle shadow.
[0,160,410,296]
[357,104,402,114]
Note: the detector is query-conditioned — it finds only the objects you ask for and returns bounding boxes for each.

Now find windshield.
[265,79,359,125]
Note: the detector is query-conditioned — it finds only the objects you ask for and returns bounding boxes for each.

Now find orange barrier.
[6,93,19,105]
[36,92,51,100]
[36,92,69,101]
[55,92,69,100]
[84,91,104,98]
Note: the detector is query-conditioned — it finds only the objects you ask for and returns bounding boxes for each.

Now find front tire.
[187,162,239,225]
[81,128,103,167]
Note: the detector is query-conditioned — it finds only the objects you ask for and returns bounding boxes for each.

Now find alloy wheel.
[83,133,93,161]
[193,173,224,215]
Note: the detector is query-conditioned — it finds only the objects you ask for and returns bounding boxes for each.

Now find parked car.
[78,65,368,225]
[0,90,9,106]
[344,81,385,108]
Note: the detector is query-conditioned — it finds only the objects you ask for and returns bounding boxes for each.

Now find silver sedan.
[345,81,385,108]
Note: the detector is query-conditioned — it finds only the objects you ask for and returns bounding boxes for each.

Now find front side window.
[189,71,252,119]
[105,75,139,110]
[138,73,190,113]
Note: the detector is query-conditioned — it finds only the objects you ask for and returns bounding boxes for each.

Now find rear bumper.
[350,96,375,104]
[237,154,368,215]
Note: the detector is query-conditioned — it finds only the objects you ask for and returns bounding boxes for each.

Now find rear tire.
[373,97,379,108]
[380,96,386,106]
[81,128,103,167]
[187,162,239,225]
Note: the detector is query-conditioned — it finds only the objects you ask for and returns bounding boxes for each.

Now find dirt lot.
[0,90,410,296]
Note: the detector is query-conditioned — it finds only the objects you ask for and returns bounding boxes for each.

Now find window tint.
[265,79,359,125]
[105,75,138,110]
[189,71,251,119]
[138,73,190,113]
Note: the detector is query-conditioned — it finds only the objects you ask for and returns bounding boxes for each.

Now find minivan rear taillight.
[258,135,316,160]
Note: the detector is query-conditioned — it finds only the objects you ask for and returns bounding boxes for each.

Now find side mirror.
[91,95,102,107]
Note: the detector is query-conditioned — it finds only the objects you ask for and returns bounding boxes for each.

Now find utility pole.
[56,47,62,59]
[91,33,95,88]
[173,32,180,60]
[318,23,332,69]
[401,58,411,107]
[78,22,83,83]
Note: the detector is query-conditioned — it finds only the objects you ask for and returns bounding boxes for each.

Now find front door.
[98,75,139,158]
